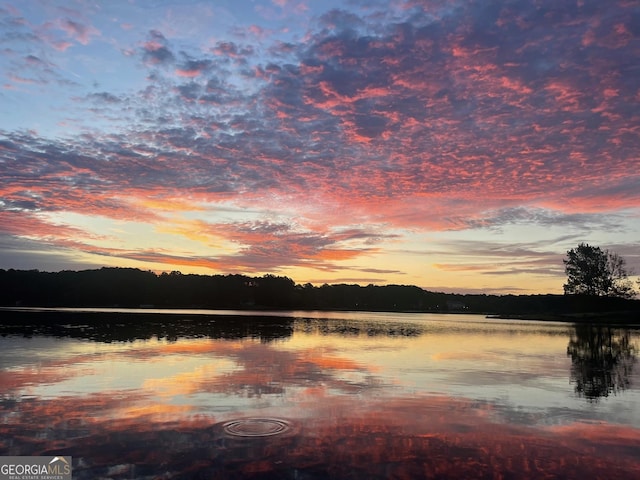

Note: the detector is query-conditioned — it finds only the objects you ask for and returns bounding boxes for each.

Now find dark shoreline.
[3,268,639,319]
[486,311,640,326]
[2,305,639,327]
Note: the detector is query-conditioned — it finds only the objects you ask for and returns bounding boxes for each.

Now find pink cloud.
[49,40,73,51]
[7,74,40,85]
[57,18,100,45]
[247,24,270,39]
[175,68,201,78]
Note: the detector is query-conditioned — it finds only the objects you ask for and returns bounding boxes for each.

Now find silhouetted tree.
[563,243,636,298]
[2,267,639,314]
[567,325,636,401]
[253,274,295,308]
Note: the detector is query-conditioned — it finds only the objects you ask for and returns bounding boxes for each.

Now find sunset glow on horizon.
[1,0,639,294]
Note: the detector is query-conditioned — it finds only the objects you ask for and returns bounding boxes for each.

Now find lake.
[1,308,639,479]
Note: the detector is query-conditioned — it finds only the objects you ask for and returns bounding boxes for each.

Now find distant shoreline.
[2,268,639,319]
[487,311,640,325]
[2,305,639,327]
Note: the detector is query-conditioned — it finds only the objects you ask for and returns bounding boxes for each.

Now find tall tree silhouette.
[563,243,636,298]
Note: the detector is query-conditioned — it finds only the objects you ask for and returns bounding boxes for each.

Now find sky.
[0,0,639,295]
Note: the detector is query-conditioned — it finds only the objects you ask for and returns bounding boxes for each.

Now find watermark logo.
[0,456,72,480]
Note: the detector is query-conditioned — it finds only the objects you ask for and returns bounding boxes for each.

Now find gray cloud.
[141,30,175,65]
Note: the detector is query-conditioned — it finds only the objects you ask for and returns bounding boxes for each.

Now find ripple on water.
[222,418,292,437]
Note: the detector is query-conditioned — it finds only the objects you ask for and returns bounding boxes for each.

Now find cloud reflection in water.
[0,312,639,479]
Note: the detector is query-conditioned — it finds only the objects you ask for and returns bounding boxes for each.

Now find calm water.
[1,309,639,479]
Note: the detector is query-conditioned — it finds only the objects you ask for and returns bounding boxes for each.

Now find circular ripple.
[223,418,291,437]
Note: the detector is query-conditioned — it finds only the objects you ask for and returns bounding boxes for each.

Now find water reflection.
[567,325,637,401]
[1,310,639,479]
[0,309,294,342]
[294,317,424,337]
[3,393,640,479]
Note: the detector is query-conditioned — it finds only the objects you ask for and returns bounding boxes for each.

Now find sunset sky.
[1,0,638,294]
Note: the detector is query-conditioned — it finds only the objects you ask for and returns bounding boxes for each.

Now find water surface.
[1,309,638,479]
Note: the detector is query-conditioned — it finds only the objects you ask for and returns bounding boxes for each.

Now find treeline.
[1,267,638,316]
